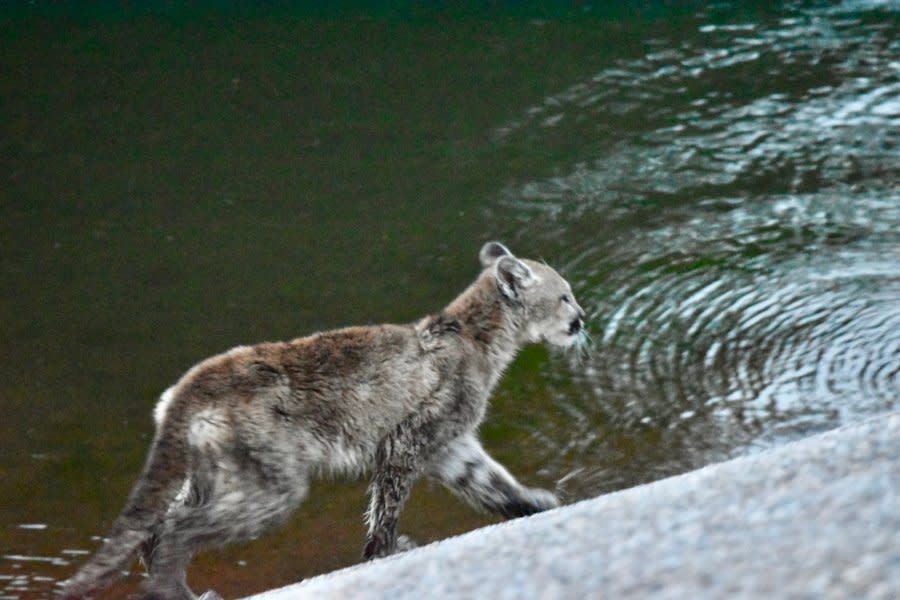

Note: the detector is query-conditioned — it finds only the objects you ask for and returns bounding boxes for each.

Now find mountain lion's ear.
[495,256,535,301]
[479,241,513,268]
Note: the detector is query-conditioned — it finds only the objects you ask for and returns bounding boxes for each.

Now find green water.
[1,2,898,597]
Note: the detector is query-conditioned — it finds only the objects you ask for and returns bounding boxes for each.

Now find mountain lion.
[60,241,587,599]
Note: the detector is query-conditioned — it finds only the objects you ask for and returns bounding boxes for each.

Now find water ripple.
[492,4,900,495]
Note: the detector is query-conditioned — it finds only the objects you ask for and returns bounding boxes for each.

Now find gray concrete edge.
[246,410,900,599]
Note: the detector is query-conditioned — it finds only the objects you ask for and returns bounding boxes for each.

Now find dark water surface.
[1,1,898,597]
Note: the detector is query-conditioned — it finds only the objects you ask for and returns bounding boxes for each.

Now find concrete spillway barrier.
[247,411,900,600]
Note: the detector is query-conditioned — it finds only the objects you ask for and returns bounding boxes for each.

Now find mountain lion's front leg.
[427,433,560,518]
[363,441,418,560]
[363,415,442,560]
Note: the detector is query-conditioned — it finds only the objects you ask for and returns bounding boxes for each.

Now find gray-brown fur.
[59,242,587,600]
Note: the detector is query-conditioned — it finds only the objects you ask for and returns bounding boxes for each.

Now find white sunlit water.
[493,1,900,495]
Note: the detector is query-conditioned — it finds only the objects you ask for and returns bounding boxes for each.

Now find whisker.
[566,328,594,365]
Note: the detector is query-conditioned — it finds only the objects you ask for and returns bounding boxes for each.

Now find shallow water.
[1,1,898,598]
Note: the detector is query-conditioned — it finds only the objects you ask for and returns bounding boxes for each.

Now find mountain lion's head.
[479,241,587,349]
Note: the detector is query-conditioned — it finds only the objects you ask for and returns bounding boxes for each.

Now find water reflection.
[496,1,899,496]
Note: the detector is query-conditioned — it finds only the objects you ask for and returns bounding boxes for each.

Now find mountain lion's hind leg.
[427,433,559,518]
[140,449,310,600]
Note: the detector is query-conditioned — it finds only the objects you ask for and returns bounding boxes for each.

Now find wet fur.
[59,242,586,600]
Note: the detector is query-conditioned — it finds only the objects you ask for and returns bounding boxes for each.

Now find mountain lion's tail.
[58,391,193,599]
